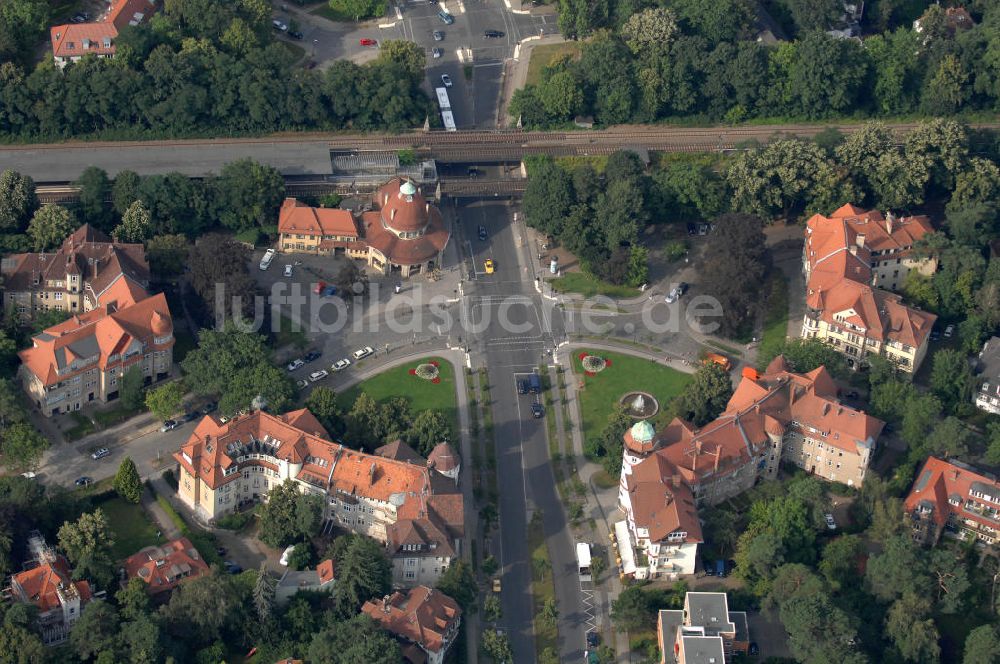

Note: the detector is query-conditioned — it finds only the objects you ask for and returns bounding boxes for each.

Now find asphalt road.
[461,200,586,663]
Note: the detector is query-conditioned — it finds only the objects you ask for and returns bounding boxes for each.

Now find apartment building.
[617,356,882,578]
[17,292,174,417]
[122,537,210,597]
[276,179,451,277]
[362,586,462,664]
[974,337,1000,415]
[657,592,750,664]
[50,0,157,68]
[1,224,149,320]
[173,409,463,587]
[801,204,936,373]
[904,456,1000,547]
[7,533,92,645]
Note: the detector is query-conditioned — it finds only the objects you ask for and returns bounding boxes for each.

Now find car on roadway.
[484,259,495,274]
[432,47,443,58]
[160,420,179,432]
[586,631,601,648]
[360,37,378,46]
[531,402,544,418]
[433,30,444,41]
[304,350,322,363]
[296,379,309,389]
[91,447,111,460]
[665,282,688,303]
[288,30,304,40]
[352,346,374,361]
[332,358,351,372]
[492,578,501,593]
[478,225,488,240]
[21,471,37,480]
[287,359,305,372]
[272,19,288,31]
[824,513,837,530]
[259,248,276,270]
[484,29,504,38]
[283,264,293,277]
[309,370,329,382]
[944,324,955,338]
[321,285,338,297]
[438,10,454,24]
[686,222,697,236]
[280,545,296,566]
[440,73,453,87]
[75,476,93,487]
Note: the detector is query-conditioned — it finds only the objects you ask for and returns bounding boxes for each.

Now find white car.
[259,248,276,271]
[286,359,305,372]
[331,358,351,372]
[279,545,295,566]
[283,264,293,277]
[21,471,36,480]
[440,73,453,87]
[296,379,309,389]
[824,513,837,530]
[944,324,955,338]
[432,47,443,58]
[352,346,374,360]
[272,19,288,31]
[309,370,329,382]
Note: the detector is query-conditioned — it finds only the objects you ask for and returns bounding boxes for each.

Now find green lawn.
[92,402,145,429]
[64,412,96,442]
[571,349,692,439]
[93,494,163,561]
[550,271,638,299]
[280,41,307,61]
[526,42,582,87]
[338,356,458,424]
[757,273,790,370]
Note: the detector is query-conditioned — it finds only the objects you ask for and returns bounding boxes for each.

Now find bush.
[288,542,314,570]
[663,240,686,261]
[215,509,256,531]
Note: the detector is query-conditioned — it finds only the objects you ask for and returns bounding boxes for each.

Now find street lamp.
[312,39,318,58]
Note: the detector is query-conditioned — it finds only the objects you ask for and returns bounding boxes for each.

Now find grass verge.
[93,403,145,429]
[757,273,790,369]
[338,356,458,426]
[549,271,638,299]
[65,412,96,442]
[570,349,691,439]
[94,494,163,560]
[528,512,558,659]
[525,42,582,87]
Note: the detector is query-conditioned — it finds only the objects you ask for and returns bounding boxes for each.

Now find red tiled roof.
[375,179,433,233]
[904,456,1000,530]
[11,556,92,613]
[316,559,335,585]
[362,586,461,655]
[427,442,459,472]
[123,537,210,595]
[50,23,117,59]
[278,198,359,238]
[362,179,450,267]
[376,439,425,464]
[108,0,157,31]
[625,453,703,543]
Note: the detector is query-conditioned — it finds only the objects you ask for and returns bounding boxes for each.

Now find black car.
[686,223,697,236]
[202,402,217,414]
[182,411,200,422]
[586,631,600,648]
[75,476,92,487]
[484,29,505,38]
[70,12,89,23]
[216,547,227,556]
[749,642,759,656]
[288,30,304,40]
[227,564,243,574]
[531,402,544,418]
[478,225,487,240]
[304,350,322,363]
[517,379,529,395]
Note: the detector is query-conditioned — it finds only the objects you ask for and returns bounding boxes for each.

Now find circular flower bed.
[581,354,607,373]
[410,362,441,384]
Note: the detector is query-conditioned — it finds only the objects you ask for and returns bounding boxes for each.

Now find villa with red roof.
[362,586,462,664]
[801,204,937,373]
[122,537,210,597]
[617,355,882,578]
[173,409,463,587]
[8,533,92,645]
[904,456,1000,547]
[277,179,451,278]
[50,0,157,68]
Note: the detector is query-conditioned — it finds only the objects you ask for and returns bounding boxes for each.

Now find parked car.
[845,390,860,400]
[309,370,329,382]
[704,559,714,576]
[21,471,37,480]
[182,411,200,422]
[701,352,732,372]
[433,30,444,41]
[352,346,374,361]
[359,37,377,46]
[279,545,296,566]
[224,560,243,574]
[665,282,689,303]
[91,447,111,460]
[824,513,837,530]
[686,223,697,236]
[283,264,293,277]
[944,324,955,338]
[749,642,759,656]
[531,402,544,418]
[478,225,487,240]
[160,420,179,432]
[492,578,501,593]
[432,47,443,58]
[332,358,351,372]
[216,546,227,556]
[715,559,726,577]
[438,10,454,24]
[288,30,304,40]
[484,258,494,274]
[296,379,309,389]
[259,248,276,271]
[75,477,93,487]
[586,631,601,648]
[441,73,453,87]
[517,379,529,395]
[321,285,338,297]
[313,281,327,294]
[272,19,288,31]
[484,29,504,38]
[287,359,305,372]
[304,350,322,363]
[71,12,89,23]
[528,374,542,394]
[202,402,217,414]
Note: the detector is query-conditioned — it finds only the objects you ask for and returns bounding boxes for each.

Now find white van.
[259,248,276,271]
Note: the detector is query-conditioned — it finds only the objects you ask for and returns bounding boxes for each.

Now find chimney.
[714,448,721,471]
[856,233,865,248]
[886,211,895,234]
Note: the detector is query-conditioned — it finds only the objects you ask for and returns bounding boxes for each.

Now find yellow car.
[492,578,501,593]
[484,259,495,274]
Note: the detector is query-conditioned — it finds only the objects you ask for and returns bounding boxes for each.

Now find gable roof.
[50,23,117,59]
[11,556,92,613]
[278,198,359,238]
[904,456,1000,530]
[362,586,461,655]
[108,0,157,30]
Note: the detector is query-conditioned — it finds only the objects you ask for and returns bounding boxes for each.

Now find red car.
[359,38,377,46]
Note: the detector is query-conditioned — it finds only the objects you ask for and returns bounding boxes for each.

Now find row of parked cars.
[287,346,374,386]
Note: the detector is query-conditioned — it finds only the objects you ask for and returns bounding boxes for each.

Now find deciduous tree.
[407,409,452,457]
[74,166,113,231]
[145,381,185,421]
[963,625,1000,664]
[27,204,74,251]
[214,159,284,232]
[885,593,940,662]
[0,422,48,473]
[70,600,120,661]
[699,212,768,337]
[114,200,151,244]
[187,234,258,315]
[0,169,37,233]
[58,509,116,588]
[304,387,343,435]
[436,559,476,608]
[675,363,732,426]
[331,535,391,616]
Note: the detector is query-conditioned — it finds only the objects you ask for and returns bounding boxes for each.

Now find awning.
[614,520,637,575]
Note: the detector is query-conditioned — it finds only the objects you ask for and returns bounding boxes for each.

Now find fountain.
[618,390,659,419]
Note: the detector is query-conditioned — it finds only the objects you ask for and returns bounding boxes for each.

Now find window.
[54,292,62,300]
[405,571,415,579]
